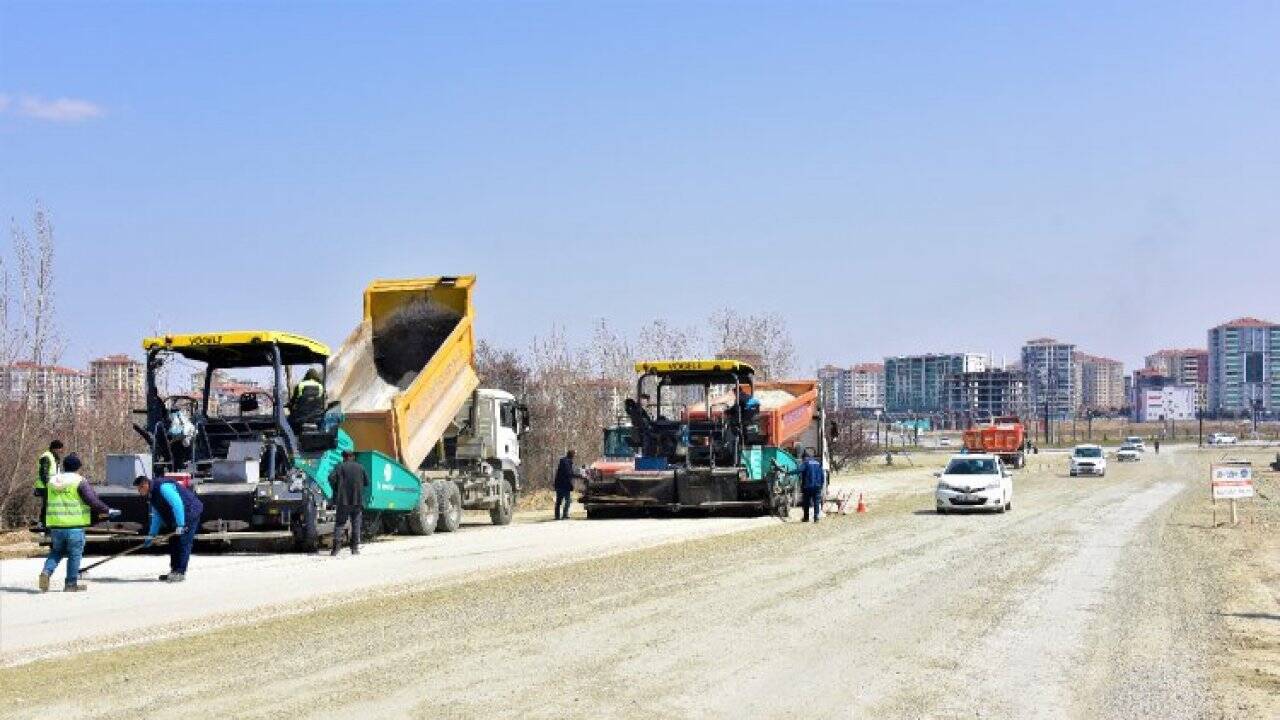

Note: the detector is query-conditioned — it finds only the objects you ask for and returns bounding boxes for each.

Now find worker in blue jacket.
[134,475,204,582]
[799,449,825,523]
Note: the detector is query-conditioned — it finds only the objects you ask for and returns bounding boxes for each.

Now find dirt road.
[1,446,1276,719]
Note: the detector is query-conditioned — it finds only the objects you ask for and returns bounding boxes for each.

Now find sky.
[2,1,1278,373]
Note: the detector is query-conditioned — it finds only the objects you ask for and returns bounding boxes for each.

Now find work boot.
[64,583,88,592]
[159,572,186,583]
[38,572,50,592]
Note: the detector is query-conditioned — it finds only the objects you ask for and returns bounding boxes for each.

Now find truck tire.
[405,485,439,536]
[435,480,462,533]
[291,495,321,553]
[361,511,383,541]
[489,479,514,526]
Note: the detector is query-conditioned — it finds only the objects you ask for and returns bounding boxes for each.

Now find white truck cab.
[422,388,529,525]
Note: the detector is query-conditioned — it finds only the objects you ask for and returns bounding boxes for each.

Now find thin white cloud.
[6,95,104,122]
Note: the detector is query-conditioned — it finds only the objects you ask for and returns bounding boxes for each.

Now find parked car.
[1207,432,1238,445]
[1070,444,1107,476]
[1123,436,1146,452]
[935,454,1013,514]
[937,436,953,447]
[1116,443,1141,462]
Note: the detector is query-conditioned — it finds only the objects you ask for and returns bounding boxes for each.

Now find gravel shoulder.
[1,445,1275,719]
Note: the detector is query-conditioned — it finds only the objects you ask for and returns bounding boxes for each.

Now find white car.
[1123,436,1146,452]
[1070,444,1107,476]
[1208,432,1238,445]
[937,436,953,447]
[935,454,1013,514]
[1115,444,1141,462]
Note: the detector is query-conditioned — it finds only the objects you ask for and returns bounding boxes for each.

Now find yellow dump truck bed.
[326,276,479,471]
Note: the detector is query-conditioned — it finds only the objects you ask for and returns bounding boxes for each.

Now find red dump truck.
[685,381,821,450]
[962,416,1027,468]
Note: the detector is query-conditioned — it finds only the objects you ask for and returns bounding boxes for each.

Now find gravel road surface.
[1,446,1275,719]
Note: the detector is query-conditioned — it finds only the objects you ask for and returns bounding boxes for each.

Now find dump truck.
[326,275,528,529]
[94,275,524,549]
[581,361,826,517]
[95,330,440,550]
[962,415,1027,468]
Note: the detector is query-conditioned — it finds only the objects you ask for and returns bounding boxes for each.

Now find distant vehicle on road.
[962,415,1026,468]
[937,436,953,447]
[1123,436,1146,452]
[1207,432,1238,445]
[1115,444,1142,462]
[1070,444,1107,477]
[934,454,1012,514]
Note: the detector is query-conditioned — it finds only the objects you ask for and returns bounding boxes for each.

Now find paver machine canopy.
[625,360,757,471]
[139,330,336,477]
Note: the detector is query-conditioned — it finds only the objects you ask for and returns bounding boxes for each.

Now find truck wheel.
[489,479,514,526]
[361,512,383,541]
[405,485,439,536]
[291,496,320,553]
[435,480,462,533]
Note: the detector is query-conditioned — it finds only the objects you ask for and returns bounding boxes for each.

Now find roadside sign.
[1210,462,1255,500]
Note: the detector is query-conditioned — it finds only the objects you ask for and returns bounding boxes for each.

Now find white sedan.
[1070,444,1107,476]
[935,454,1013,514]
[1116,444,1141,462]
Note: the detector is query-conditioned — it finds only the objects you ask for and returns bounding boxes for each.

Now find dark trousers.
[35,489,47,529]
[802,490,822,522]
[332,506,362,554]
[169,514,200,573]
[554,489,572,520]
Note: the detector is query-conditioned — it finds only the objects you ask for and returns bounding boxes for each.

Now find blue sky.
[2,1,1277,371]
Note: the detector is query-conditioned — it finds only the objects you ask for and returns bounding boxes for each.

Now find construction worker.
[288,367,326,431]
[39,454,119,592]
[134,474,204,583]
[33,440,64,530]
[554,450,580,520]
[799,449,825,523]
[330,451,369,556]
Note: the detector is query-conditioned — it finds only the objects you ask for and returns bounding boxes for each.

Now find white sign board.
[1211,463,1255,500]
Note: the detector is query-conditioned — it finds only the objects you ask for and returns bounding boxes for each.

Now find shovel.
[80,533,176,576]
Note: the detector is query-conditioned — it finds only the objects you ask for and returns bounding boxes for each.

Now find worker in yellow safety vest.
[288,368,326,430]
[33,440,64,531]
[39,453,119,592]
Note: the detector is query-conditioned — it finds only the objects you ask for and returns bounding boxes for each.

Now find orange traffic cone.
[855,493,867,513]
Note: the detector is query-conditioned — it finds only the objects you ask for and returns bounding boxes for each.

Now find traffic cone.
[855,493,867,513]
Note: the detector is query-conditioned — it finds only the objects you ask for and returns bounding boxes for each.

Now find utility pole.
[1198,410,1203,447]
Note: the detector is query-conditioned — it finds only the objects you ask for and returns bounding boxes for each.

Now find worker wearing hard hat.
[39,453,119,592]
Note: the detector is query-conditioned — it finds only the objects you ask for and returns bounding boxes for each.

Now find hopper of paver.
[326,275,480,472]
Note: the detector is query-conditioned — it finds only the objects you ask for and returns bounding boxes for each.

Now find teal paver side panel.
[357,450,422,512]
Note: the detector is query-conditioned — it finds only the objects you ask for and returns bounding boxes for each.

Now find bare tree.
[636,318,701,361]
[826,410,876,472]
[0,203,64,527]
[706,308,795,380]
